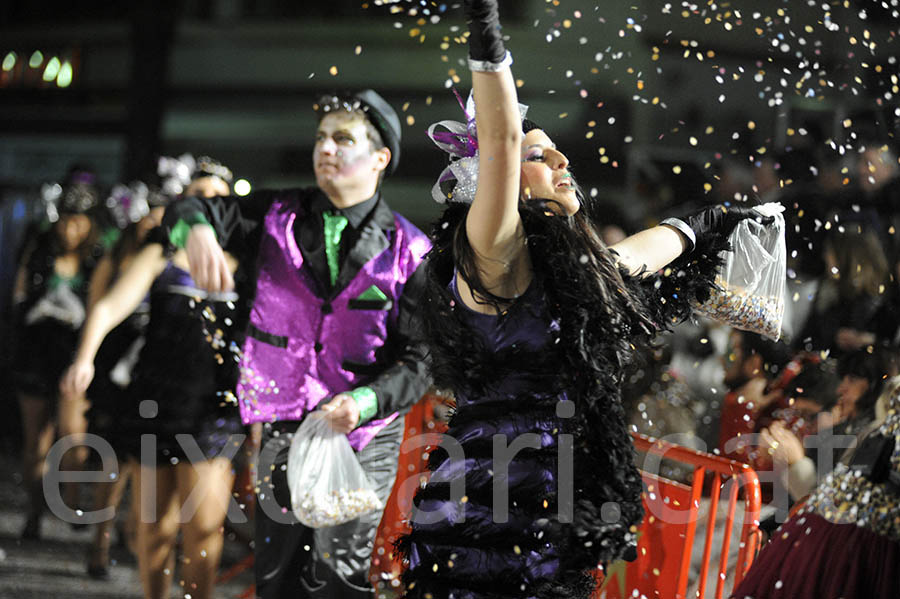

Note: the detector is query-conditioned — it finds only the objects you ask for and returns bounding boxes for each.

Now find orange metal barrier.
[597,433,763,599]
[368,394,449,588]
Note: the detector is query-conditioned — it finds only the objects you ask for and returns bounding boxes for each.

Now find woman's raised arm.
[458,0,532,308]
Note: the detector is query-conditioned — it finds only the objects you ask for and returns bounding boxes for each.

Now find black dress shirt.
[299,191,379,295]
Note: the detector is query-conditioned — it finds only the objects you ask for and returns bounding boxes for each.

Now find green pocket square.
[355,285,388,301]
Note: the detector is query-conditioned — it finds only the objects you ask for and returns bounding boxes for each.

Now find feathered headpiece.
[60,169,100,214]
[40,169,100,222]
[40,182,63,223]
[427,89,528,204]
[157,153,196,196]
[105,181,169,229]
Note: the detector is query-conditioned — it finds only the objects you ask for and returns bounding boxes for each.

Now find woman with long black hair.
[396,2,769,597]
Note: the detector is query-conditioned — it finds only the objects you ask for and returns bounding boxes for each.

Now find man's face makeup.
[313,112,379,189]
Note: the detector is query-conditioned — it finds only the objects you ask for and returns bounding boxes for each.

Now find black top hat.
[316,89,402,176]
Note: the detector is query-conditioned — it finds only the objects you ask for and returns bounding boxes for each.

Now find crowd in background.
[622,139,900,454]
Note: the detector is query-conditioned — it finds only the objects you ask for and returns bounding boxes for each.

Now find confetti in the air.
[369,0,899,194]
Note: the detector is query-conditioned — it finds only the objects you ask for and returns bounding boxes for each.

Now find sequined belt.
[164,284,239,302]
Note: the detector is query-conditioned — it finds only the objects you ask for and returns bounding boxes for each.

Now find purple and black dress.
[398,203,729,599]
[111,258,243,463]
[402,274,565,593]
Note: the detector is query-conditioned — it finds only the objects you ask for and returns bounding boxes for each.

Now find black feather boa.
[397,202,729,598]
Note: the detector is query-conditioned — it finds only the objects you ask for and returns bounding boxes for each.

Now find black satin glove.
[463,0,506,63]
[688,204,774,239]
[664,204,775,251]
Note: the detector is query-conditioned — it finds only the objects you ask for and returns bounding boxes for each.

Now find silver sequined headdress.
[427,90,528,204]
[40,169,100,222]
[157,153,233,197]
[157,153,196,196]
[105,181,170,229]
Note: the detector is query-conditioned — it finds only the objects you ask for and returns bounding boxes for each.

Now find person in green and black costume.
[12,166,102,539]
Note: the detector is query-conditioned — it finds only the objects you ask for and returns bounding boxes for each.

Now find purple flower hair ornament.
[427,89,528,204]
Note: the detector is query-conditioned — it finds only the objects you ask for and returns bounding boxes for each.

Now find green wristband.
[169,214,215,249]
[349,386,378,427]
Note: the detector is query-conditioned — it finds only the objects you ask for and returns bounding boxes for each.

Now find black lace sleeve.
[622,230,730,333]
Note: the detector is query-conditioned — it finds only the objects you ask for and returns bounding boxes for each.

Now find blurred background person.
[761,348,897,505]
[732,374,900,599]
[78,178,171,579]
[797,227,898,356]
[12,166,102,540]
[746,354,840,527]
[717,329,793,461]
[61,206,242,599]
[157,154,233,200]
[62,156,239,595]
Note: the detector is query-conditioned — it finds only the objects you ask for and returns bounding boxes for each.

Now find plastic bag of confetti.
[695,202,786,341]
[287,411,383,528]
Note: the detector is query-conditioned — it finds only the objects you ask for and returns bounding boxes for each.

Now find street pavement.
[0,454,254,599]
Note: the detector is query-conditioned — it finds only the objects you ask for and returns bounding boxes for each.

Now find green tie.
[322,211,349,286]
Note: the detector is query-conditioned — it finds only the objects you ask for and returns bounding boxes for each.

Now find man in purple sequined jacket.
[162,89,431,599]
